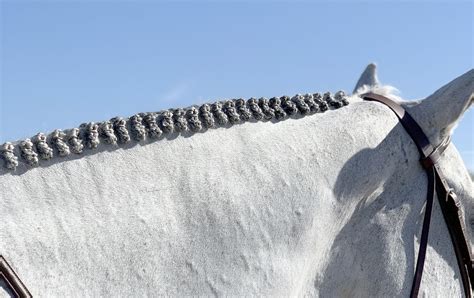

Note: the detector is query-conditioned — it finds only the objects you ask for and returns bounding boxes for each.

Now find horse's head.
[360,64,473,226]
[406,69,473,234]
[327,64,473,295]
[404,68,474,242]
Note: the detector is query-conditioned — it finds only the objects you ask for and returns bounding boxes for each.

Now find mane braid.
[0,91,349,170]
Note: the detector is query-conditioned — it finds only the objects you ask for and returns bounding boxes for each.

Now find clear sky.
[1,1,473,170]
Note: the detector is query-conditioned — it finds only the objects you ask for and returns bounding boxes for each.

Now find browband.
[362,92,473,297]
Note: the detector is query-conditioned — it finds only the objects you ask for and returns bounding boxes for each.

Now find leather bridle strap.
[362,92,473,297]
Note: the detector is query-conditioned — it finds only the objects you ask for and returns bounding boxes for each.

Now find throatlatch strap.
[362,92,473,297]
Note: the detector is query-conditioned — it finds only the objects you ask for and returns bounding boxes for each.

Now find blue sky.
[1,1,473,170]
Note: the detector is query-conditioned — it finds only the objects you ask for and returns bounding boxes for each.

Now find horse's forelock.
[351,84,404,103]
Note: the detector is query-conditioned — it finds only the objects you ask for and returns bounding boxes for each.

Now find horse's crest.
[0,91,349,172]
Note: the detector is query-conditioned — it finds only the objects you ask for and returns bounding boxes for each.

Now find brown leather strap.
[434,164,474,294]
[410,166,436,297]
[362,92,473,297]
[361,93,434,159]
[0,256,32,298]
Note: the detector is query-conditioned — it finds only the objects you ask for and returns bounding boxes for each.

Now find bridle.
[362,93,474,297]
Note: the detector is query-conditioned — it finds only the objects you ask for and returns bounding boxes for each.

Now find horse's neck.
[1,102,463,296]
[0,105,366,295]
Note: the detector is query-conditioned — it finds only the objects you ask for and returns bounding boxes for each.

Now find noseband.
[362,93,473,297]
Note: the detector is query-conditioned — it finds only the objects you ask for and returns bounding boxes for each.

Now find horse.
[0,64,472,297]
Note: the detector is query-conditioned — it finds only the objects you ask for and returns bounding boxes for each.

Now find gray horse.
[0,64,472,296]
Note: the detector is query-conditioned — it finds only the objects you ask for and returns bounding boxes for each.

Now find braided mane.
[0,91,349,171]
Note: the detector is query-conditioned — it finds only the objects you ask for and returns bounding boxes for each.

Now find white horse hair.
[0,64,473,297]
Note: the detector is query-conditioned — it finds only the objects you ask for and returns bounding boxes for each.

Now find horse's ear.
[408,69,473,145]
[353,63,380,94]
